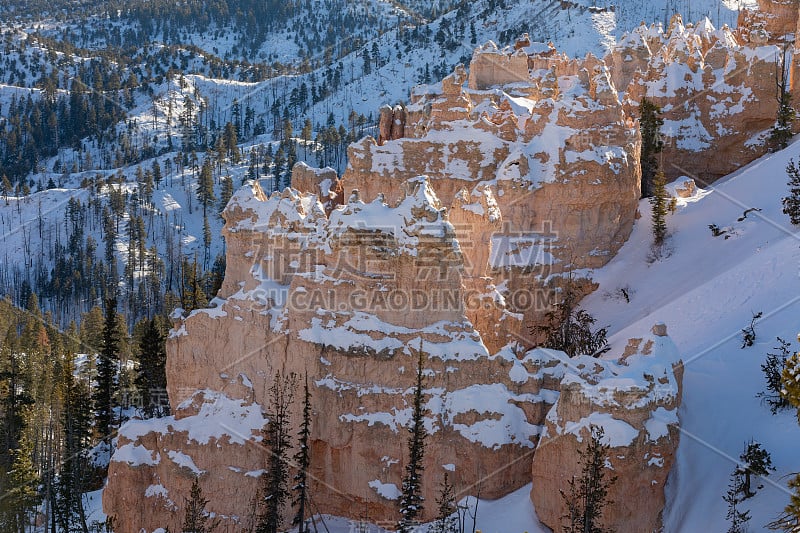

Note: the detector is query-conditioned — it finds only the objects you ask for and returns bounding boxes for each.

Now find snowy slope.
[4,1,796,527]
[0,0,760,326]
[579,142,800,530]
[92,81,800,533]
[292,0,756,130]
[4,1,758,141]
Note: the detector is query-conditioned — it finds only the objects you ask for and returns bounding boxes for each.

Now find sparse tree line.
[6,0,430,80]
[0,25,379,188]
[0,11,391,337]
[0,83,371,330]
[97,0,411,67]
[0,157,228,328]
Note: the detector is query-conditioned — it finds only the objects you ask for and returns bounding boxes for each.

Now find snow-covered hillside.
[582,141,800,530]
[0,0,761,326]
[4,0,758,138]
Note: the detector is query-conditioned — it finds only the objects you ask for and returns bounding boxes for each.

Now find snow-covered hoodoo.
[104,174,683,531]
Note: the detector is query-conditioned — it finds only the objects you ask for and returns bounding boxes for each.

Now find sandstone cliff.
[343,47,642,348]
[738,0,800,45]
[104,174,682,532]
[105,179,561,531]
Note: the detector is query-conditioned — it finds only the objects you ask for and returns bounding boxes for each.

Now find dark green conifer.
[639,97,664,198]
[650,170,668,246]
[398,346,427,533]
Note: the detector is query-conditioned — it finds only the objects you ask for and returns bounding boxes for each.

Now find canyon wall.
[104,178,683,532]
[344,49,641,346]
[531,324,684,532]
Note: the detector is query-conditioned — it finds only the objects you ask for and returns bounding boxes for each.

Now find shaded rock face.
[377,104,407,145]
[611,13,799,183]
[290,161,344,214]
[467,41,531,89]
[531,327,683,532]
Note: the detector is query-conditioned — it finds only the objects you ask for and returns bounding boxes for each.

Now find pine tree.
[80,305,105,355]
[5,431,40,532]
[196,159,216,217]
[639,97,664,198]
[300,119,313,158]
[214,137,227,173]
[782,159,800,225]
[362,47,371,75]
[431,472,457,533]
[723,470,751,533]
[0,327,26,472]
[283,141,297,191]
[650,170,668,246]
[134,318,169,418]
[257,371,297,533]
[737,441,774,498]
[759,337,793,413]
[152,160,163,189]
[272,148,285,192]
[767,342,800,531]
[181,257,208,313]
[208,254,226,301]
[93,297,119,440]
[20,293,48,352]
[398,346,427,533]
[223,122,239,162]
[292,375,312,533]
[560,426,617,533]
[56,352,92,533]
[773,92,796,150]
[183,476,212,533]
[771,43,795,151]
[772,474,800,531]
[533,279,608,358]
[202,215,212,268]
[219,176,234,214]
[1,175,11,203]
[282,118,293,144]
